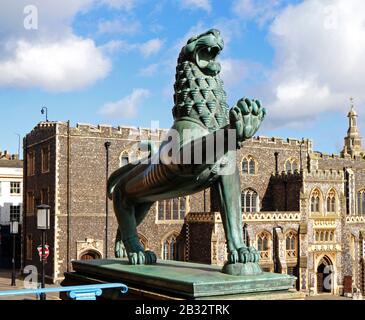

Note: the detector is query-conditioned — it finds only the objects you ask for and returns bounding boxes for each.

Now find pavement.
[0,269,60,300]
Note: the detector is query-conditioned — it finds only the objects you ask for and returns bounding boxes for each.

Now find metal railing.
[0,283,128,300]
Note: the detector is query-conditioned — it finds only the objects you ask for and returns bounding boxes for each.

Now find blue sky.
[0,0,364,157]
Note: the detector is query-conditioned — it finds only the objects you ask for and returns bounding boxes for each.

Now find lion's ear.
[183,41,196,55]
[187,35,198,44]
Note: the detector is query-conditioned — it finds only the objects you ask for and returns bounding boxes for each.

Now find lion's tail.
[108,141,158,200]
[107,163,137,200]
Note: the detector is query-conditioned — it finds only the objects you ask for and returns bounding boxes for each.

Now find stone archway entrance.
[317,256,334,294]
[80,250,101,260]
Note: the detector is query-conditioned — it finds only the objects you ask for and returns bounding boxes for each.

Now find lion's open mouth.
[196,45,221,69]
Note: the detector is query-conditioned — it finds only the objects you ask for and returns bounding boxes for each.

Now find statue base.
[61,259,305,300]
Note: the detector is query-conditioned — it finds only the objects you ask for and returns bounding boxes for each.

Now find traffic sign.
[37,245,50,261]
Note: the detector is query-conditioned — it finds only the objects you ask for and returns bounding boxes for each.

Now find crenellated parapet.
[271,170,303,181]
[303,169,345,181]
[28,121,168,142]
[248,136,313,149]
[311,151,365,161]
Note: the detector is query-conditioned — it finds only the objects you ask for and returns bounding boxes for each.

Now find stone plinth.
[61,259,305,300]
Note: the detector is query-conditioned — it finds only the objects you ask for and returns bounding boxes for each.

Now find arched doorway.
[80,250,102,260]
[317,256,334,294]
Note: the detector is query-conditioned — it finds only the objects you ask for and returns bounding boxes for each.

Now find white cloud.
[220,59,250,88]
[0,37,110,92]
[100,0,136,10]
[0,0,119,91]
[258,0,365,127]
[232,0,289,25]
[179,0,212,13]
[100,38,164,57]
[100,40,125,54]
[97,18,140,35]
[99,89,150,118]
[139,38,164,57]
[138,63,159,77]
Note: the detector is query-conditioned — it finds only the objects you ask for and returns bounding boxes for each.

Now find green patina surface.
[72,259,295,299]
[107,28,266,276]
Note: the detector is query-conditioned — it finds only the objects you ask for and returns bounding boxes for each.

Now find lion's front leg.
[216,170,246,260]
[216,170,262,276]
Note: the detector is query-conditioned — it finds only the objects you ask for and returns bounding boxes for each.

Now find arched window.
[326,189,337,213]
[358,190,365,215]
[285,231,297,259]
[157,197,189,221]
[242,156,256,175]
[257,231,271,260]
[179,197,186,218]
[310,188,322,214]
[242,189,259,213]
[138,233,149,250]
[162,233,183,261]
[119,151,129,167]
[315,230,335,243]
[285,158,299,173]
[172,198,179,220]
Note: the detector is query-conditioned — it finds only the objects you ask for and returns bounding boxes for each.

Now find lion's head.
[179,29,224,76]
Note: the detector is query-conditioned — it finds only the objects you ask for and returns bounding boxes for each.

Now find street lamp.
[37,204,50,300]
[0,224,2,268]
[104,141,111,259]
[41,107,48,122]
[10,215,19,286]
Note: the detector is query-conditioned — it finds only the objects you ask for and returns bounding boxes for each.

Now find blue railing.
[0,283,128,300]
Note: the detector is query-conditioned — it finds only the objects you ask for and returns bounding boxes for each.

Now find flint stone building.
[22,105,365,297]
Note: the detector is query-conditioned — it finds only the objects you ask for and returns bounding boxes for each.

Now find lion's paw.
[248,246,260,263]
[127,250,157,265]
[227,249,239,264]
[237,246,260,263]
[115,240,127,258]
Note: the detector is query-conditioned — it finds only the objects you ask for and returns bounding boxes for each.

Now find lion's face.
[182,29,224,76]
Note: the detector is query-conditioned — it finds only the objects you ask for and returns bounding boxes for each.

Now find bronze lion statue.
[108,29,266,275]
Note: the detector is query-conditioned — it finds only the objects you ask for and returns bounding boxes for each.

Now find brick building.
[22,104,365,297]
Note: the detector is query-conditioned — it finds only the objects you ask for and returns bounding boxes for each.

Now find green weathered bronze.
[108,29,266,275]
[67,259,298,300]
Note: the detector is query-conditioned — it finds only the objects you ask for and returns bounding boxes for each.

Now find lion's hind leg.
[113,188,156,265]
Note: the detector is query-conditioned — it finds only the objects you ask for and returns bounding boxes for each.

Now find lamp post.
[41,107,48,122]
[10,215,19,286]
[37,204,50,300]
[0,225,2,266]
[104,141,111,259]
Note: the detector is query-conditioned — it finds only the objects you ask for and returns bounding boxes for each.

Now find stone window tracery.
[242,156,257,175]
[357,190,365,215]
[119,151,129,167]
[257,231,271,260]
[285,231,297,259]
[157,197,188,221]
[285,158,299,173]
[242,189,259,213]
[310,188,322,214]
[315,230,335,243]
[162,233,183,261]
[326,189,337,213]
